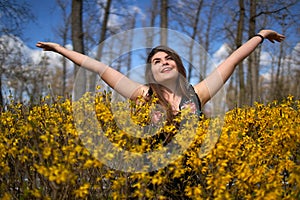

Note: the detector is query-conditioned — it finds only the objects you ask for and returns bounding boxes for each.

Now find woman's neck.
[162,88,182,112]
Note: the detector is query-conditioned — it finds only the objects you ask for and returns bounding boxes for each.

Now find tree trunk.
[247,0,257,105]
[187,0,203,82]
[237,0,245,107]
[275,37,284,100]
[160,0,168,45]
[145,0,158,52]
[71,0,86,99]
[126,11,137,78]
[0,76,3,108]
[89,0,112,92]
[203,0,216,79]
[56,0,71,97]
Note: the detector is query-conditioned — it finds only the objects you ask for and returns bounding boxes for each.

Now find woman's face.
[150,51,179,85]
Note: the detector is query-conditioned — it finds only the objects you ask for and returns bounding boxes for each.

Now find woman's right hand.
[36,42,61,52]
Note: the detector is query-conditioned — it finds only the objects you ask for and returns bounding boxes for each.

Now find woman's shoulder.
[132,85,151,102]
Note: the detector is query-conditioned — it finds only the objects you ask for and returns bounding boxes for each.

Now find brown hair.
[145,46,189,122]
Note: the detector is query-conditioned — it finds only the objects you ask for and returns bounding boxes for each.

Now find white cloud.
[212,43,231,65]
[291,42,300,70]
[260,42,300,78]
[0,35,30,58]
[260,51,273,67]
[0,34,74,74]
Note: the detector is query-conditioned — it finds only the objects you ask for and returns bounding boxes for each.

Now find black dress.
[144,85,203,199]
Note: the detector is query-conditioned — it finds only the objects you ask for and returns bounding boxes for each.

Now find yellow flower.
[1,92,299,199]
[73,183,90,198]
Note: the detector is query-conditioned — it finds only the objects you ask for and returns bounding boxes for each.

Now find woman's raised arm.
[36,42,147,100]
[194,30,285,106]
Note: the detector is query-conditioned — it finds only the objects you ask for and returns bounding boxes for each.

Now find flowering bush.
[0,93,299,199]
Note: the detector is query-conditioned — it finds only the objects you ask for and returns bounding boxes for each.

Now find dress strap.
[179,85,202,117]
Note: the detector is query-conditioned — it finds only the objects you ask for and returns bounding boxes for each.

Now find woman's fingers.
[277,34,286,42]
[36,42,48,49]
[36,42,58,51]
[266,32,285,43]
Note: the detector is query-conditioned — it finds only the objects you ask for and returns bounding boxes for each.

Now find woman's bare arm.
[194,30,285,106]
[36,42,147,100]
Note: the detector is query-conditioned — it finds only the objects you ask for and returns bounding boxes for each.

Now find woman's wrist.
[253,30,270,44]
[253,34,264,44]
[257,30,269,37]
[55,44,64,53]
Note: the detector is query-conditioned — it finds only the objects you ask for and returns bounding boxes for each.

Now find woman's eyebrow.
[152,55,170,62]
[152,57,161,62]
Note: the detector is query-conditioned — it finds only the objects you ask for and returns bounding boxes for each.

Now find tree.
[89,0,112,92]
[169,0,205,82]
[71,0,86,100]
[160,0,168,45]
[55,0,72,97]
[236,0,246,107]
[220,0,299,106]
[202,0,218,78]
[0,36,52,104]
[246,0,258,105]
[0,0,34,107]
[143,0,159,54]
[186,0,203,83]
[248,0,298,103]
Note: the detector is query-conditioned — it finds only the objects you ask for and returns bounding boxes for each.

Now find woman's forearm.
[195,30,284,106]
[217,35,263,83]
[55,45,143,100]
[55,45,102,73]
[199,35,262,104]
[218,29,285,83]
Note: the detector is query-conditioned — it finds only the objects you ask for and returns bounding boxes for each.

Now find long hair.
[145,45,189,122]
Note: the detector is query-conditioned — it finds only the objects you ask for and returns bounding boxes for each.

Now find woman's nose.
[162,59,168,65]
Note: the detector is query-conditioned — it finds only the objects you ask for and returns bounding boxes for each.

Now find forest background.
[1,0,300,110]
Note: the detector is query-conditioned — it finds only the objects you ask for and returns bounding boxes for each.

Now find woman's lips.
[161,67,172,73]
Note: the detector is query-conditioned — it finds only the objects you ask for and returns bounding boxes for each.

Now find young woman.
[36,29,285,123]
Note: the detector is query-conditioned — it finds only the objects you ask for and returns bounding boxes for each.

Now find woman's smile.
[161,66,173,73]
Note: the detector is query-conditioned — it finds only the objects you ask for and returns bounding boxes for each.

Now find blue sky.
[21,0,300,50]
[19,0,300,71]
[22,0,150,49]
[22,0,61,48]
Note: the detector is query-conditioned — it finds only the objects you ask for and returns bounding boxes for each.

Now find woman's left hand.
[258,30,285,43]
